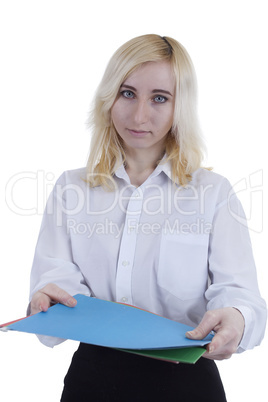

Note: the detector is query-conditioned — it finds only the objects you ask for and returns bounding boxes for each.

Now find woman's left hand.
[186,307,245,360]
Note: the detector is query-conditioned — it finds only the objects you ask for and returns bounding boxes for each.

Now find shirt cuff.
[232,305,254,353]
[36,334,66,348]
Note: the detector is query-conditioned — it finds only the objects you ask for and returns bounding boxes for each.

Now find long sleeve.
[206,179,267,352]
[29,172,91,347]
[30,172,91,299]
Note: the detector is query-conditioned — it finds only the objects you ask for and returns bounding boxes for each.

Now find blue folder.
[4,295,213,352]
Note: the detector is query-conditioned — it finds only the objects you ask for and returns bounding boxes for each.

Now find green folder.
[120,346,206,364]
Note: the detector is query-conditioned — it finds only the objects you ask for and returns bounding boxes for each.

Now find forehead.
[123,61,175,91]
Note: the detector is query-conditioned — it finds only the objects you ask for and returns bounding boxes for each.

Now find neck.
[124,147,165,187]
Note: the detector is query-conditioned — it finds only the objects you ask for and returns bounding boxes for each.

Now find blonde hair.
[86,34,206,188]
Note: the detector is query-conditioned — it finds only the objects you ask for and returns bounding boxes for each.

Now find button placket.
[115,188,143,304]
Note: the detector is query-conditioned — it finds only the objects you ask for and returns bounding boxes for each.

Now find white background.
[0,1,267,400]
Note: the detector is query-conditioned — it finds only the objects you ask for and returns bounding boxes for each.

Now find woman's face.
[111,61,175,156]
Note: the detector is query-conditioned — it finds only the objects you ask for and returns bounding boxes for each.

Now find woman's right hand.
[30,283,77,315]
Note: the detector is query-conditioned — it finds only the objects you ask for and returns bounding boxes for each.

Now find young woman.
[29,34,266,401]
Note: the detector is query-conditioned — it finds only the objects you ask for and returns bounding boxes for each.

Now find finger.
[30,292,51,314]
[203,349,233,361]
[202,327,238,359]
[207,328,228,352]
[40,283,77,308]
[30,284,77,315]
[186,310,219,340]
[38,293,52,312]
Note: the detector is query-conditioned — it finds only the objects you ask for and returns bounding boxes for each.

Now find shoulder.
[191,168,231,190]
[190,168,234,205]
[55,167,88,186]
[191,168,228,186]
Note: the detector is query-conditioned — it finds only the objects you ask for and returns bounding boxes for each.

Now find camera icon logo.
[228,170,263,233]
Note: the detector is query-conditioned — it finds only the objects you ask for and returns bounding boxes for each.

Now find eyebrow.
[120,84,173,97]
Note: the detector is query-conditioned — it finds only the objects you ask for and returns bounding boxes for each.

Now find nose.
[133,100,150,125]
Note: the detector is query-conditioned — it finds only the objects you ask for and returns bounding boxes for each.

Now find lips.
[128,129,150,138]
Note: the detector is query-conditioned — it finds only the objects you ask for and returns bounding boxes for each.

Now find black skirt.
[61,343,227,402]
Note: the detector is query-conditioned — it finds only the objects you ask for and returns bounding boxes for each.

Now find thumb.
[186,311,217,340]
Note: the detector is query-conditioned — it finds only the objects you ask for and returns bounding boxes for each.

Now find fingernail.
[209,345,215,354]
[186,331,194,338]
[66,298,76,307]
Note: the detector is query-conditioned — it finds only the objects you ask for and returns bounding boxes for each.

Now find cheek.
[165,108,174,129]
[111,107,117,126]
[111,104,124,129]
[156,111,173,133]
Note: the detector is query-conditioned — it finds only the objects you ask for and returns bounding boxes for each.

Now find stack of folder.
[0,294,213,364]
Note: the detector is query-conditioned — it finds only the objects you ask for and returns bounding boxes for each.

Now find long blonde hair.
[86,34,206,188]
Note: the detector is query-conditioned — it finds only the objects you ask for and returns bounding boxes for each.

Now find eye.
[153,95,167,103]
[121,90,135,99]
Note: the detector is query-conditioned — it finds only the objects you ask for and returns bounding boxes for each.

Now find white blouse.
[29,161,267,349]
